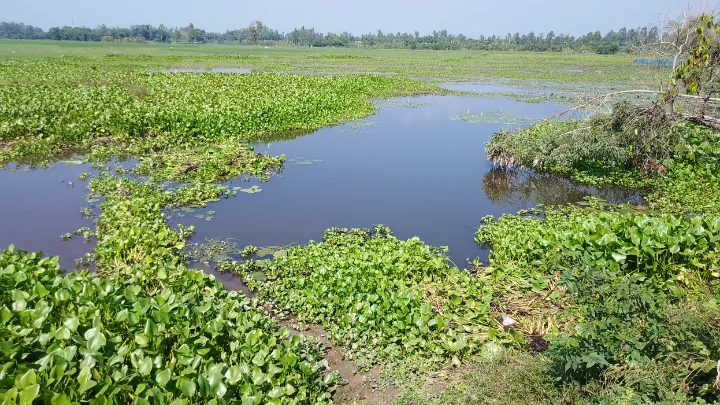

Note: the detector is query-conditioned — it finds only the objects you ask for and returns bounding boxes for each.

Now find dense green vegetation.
[474,16,720,403]
[251,227,505,369]
[1,22,720,403]
[0,57,434,170]
[0,247,335,404]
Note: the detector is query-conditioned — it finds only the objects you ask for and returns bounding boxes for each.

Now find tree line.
[0,21,661,53]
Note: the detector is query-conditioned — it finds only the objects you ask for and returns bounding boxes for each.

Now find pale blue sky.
[4,0,714,36]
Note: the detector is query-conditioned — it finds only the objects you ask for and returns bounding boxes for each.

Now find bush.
[596,43,620,55]
[548,267,720,402]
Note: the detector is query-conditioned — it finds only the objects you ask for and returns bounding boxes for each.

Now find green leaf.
[64,317,79,332]
[156,368,171,387]
[251,369,265,385]
[12,299,27,311]
[18,369,37,389]
[179,379,196,397]
[137,357,153,376]
[611,252,626,262]
[267,386,285,398]
[135,333,150,346]
[79,379,97,394]
[51,393,72,405]
[144,319,158,338]
[0,306,12,324]
[54,289,72,301]
[55,326,71,340]
[18,384,39,405]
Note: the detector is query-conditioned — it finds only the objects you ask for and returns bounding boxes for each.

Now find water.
[0,94,642,274]
[440,82,554,94]
[0,162,96,270]
[176,95,640,266]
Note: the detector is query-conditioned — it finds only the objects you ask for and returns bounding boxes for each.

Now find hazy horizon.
[4,0,715,37]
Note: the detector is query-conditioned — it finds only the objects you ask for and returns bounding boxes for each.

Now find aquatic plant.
[0,61,435,173]
[251,226,519,370]
[0,246,335,403]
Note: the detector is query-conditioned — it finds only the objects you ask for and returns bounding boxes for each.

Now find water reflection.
[483,169,644,207]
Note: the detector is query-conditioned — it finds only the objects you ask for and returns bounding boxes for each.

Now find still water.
[0,94,641,273]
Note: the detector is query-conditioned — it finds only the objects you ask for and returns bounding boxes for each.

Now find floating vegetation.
[449,110,542,125]
[186,237,240,264]
[233,185,262,194]
[375,100,429,108]
[0,59,434,170]
[0,246,335,403]
[339,119,378,133]
[248,226,519,370]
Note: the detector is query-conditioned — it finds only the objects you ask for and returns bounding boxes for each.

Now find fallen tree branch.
[680,113,720,129]
[534,90,720,126]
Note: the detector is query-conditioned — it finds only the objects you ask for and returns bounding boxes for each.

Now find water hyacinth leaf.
[267,386,285,399]
[179,379,196,397]
[144,319,158,338]
[18,370,37,388]
[611,252,627,262]
[1,306,12,324]
[138,357,153,376]
[64,317,79,332]
[156,369,171,387]
[12,299,27,311]
[237,185,262,194]
[135,333,151,346]
[18,384,40,404]
[55,326,71,340]
[51,393,71,405]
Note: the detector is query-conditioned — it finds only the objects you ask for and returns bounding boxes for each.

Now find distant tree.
[248,22,258,44]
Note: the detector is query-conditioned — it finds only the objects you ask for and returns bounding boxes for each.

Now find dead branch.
[534,90,720,127]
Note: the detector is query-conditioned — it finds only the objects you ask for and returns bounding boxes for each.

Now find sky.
[4,0,715,37]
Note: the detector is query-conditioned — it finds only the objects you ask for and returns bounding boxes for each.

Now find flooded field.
[0,93,640,270]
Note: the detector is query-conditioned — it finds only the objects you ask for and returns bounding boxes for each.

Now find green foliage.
[0,246,334,404]
[88,175,232,278]
[486,117,642,174]
[477,200,720,402]
[669,15,720,98]
[485,105,675,186]
[596,43,620,55]
[477,202,720,280]
[549,268,720,403]
[132,141,285,183]
[648,123,720,214]
[255,226,510,369]
[0,59,434,169]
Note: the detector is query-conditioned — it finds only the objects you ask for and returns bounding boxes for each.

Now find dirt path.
[279,321,399,404]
